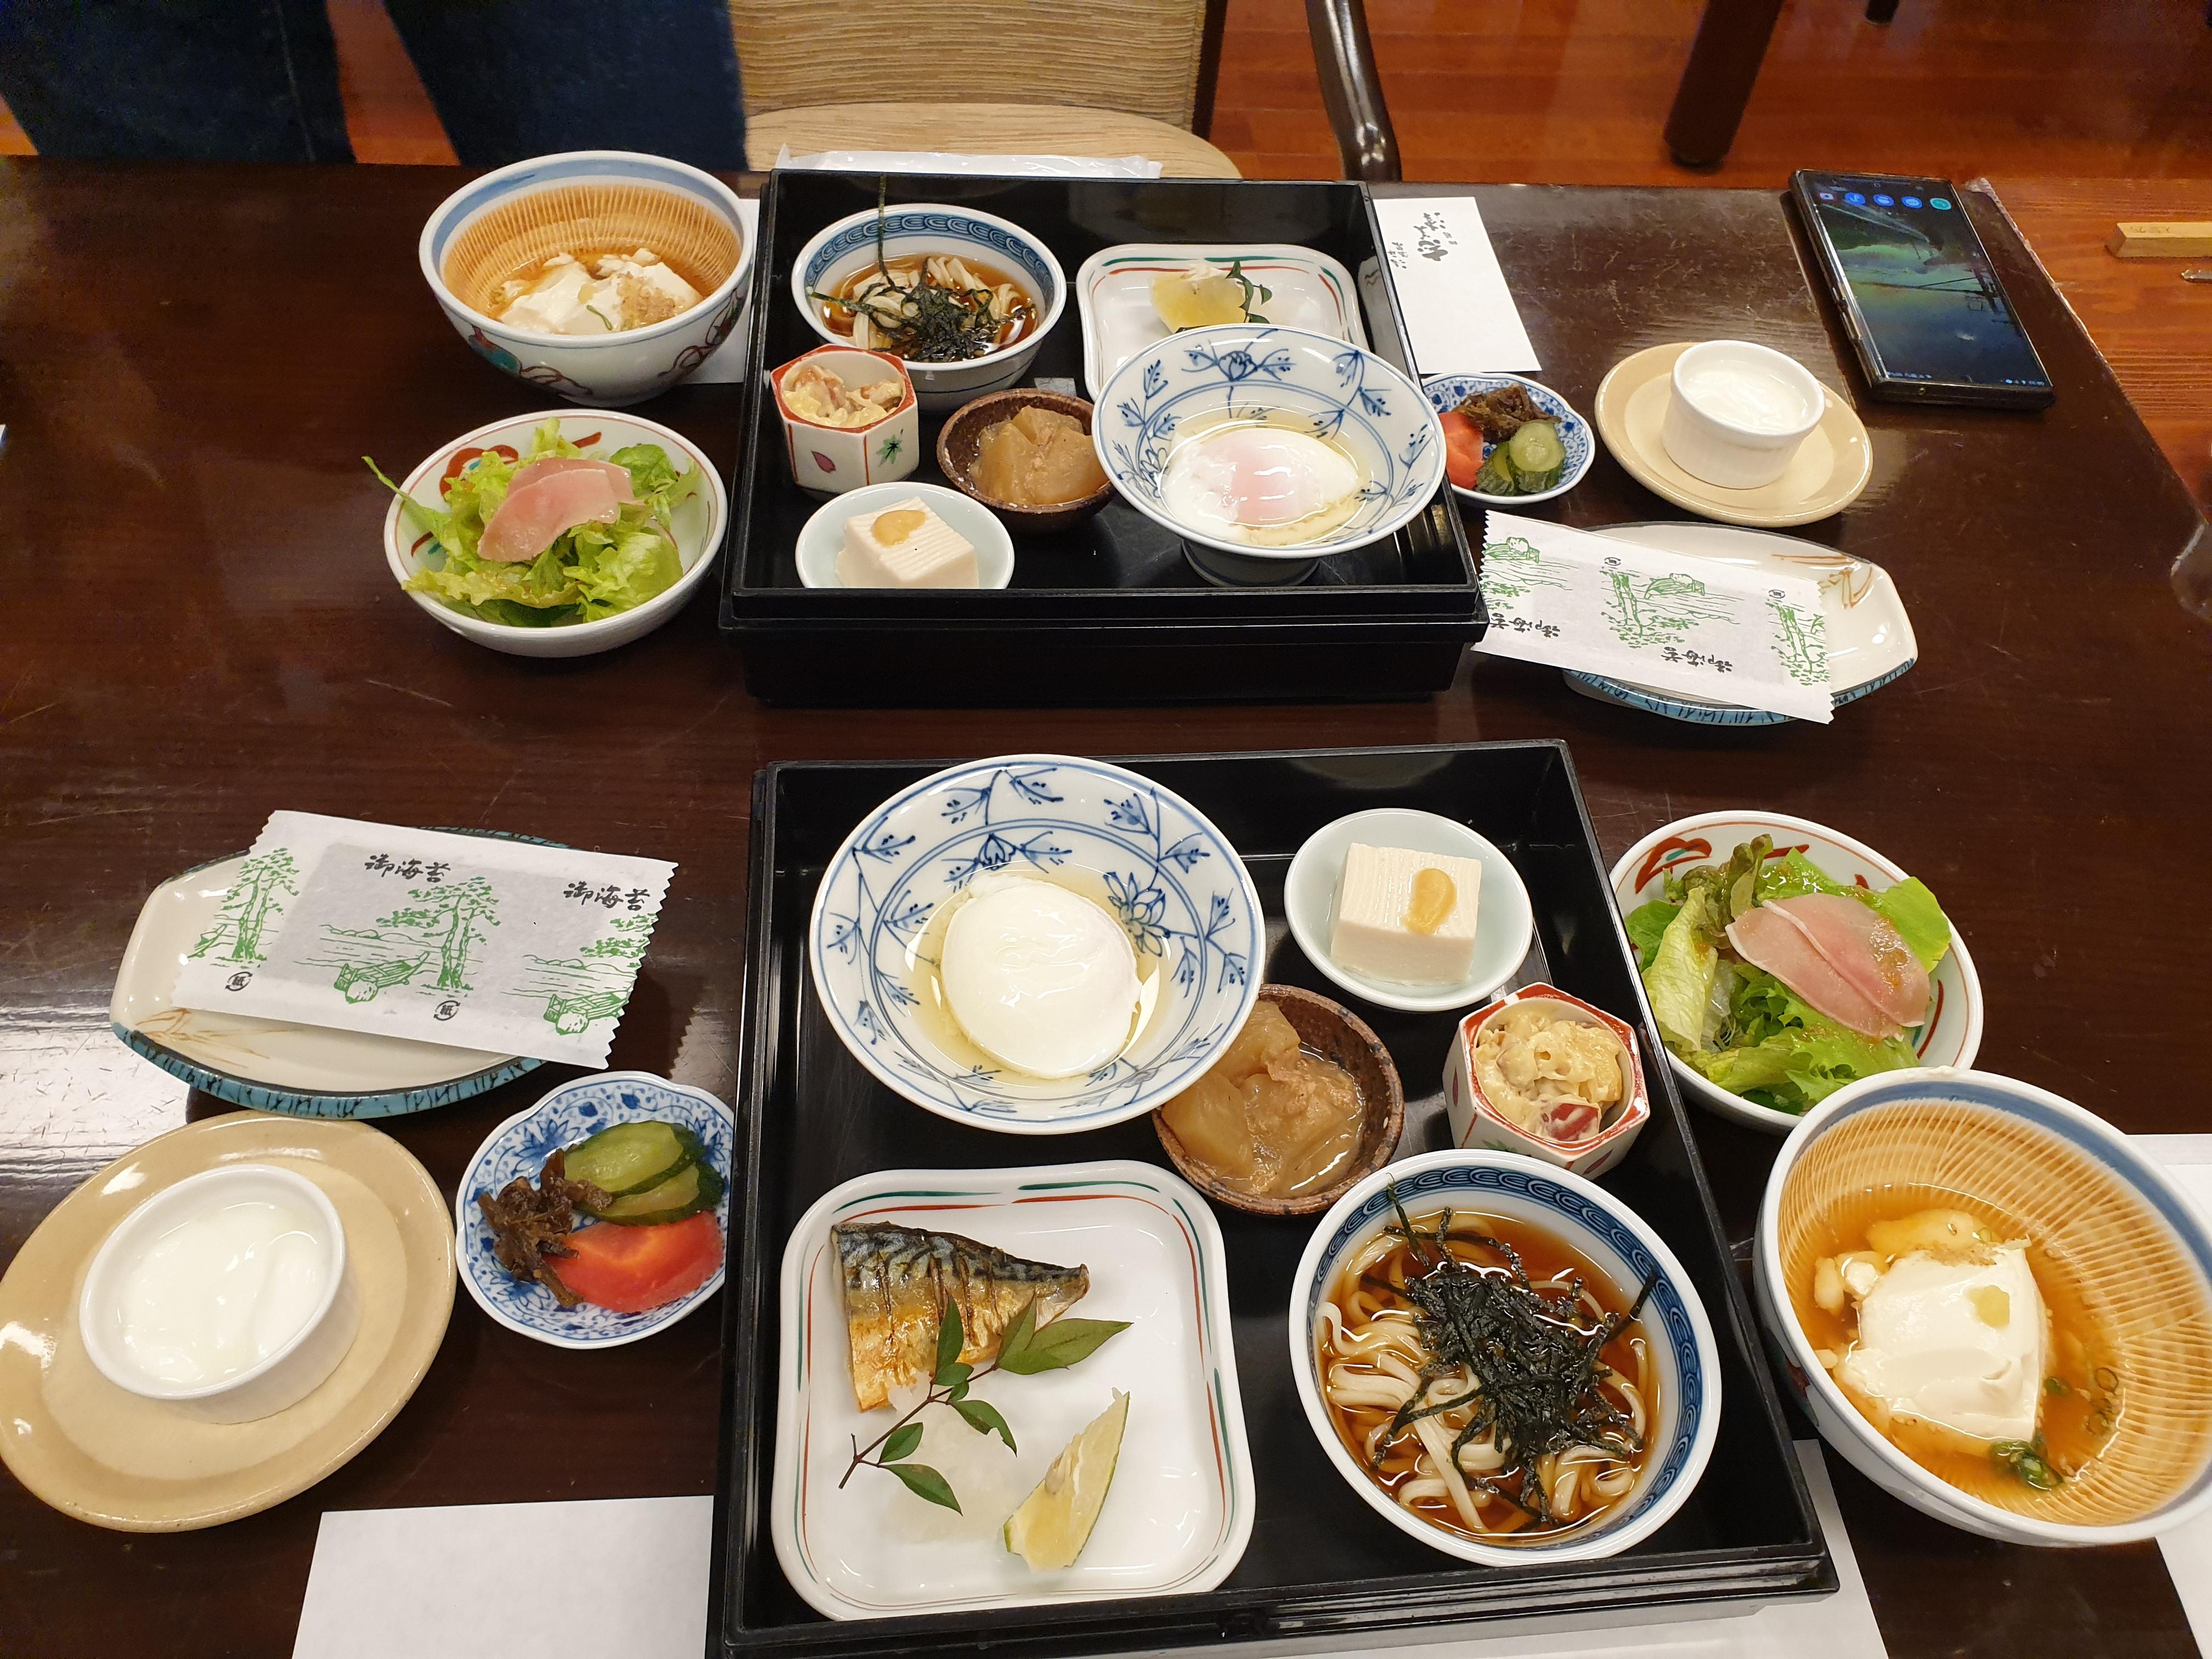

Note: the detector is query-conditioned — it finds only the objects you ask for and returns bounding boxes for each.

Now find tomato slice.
[1440,411,1485,489]
[554,1212,723,1313]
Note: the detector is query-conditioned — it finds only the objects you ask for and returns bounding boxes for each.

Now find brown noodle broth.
[820,255,1038,356]
[1787,1185,2123,1506]
[1319,1208,1655,1542]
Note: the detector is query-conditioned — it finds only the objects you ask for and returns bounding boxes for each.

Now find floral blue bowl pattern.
[1294,1154,1720,1561]
[808,754,1264,1135]
[455,1071,733,1347]
[1094,325,1447,560]
[1423,372,1594,505]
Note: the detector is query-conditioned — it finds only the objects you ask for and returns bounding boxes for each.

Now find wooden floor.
[2,0,2205,505]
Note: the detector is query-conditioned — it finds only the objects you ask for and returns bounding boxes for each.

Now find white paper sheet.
[171,812,675,1067]
[1371,195,1539,377]
[2140,1138,2212,1654]
[292,1496,713,1659]
[1477,512,1835,723]
[291,1446,1880,1659]
[774,148,1163,178]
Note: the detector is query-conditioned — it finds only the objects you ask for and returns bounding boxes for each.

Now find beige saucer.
[0,1111,453,1531]
[1594,342,1872,527]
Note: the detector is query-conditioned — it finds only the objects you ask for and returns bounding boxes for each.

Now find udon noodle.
[1318,1200,1658,1542]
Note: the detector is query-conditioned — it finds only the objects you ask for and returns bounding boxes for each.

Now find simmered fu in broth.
[814,252,1039,362]
[1319,1202,1659,1542]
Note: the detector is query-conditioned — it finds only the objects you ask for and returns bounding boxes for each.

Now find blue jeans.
[0,0,746,168]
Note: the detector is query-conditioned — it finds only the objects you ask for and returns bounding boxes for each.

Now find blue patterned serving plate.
[1290,1149,1721,1566]
[808,753,1263,1136]
[1423,372,1594,506]
[455,1070,734,1349]
[1092,324,1446,569]
[110,832,552,1119]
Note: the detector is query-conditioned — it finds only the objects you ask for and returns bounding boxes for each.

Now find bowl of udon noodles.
[792,202,1066,412]
[1290,1149,1721,1566]
[1758,1066,2212,1546]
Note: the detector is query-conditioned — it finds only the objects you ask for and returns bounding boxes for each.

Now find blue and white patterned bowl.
[454,1071,733,1348]
[419,150,752,407]
[1289,1149,1722,1566]
[808,753,1263,1136]
[1423,372,1594,505]
[791,202,1066,411]
[1093,325,1447,566]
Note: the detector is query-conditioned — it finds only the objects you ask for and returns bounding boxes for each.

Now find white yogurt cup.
[78,1163,358,1423]
[1661,340,1825,489]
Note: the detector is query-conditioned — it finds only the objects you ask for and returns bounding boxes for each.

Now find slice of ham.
[1725,893,1928,1039]
[476,456,638,563]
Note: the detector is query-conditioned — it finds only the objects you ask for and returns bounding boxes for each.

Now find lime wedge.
[1002,1390,1128,1571]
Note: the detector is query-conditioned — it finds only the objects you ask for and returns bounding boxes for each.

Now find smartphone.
[1790,170,2054,409]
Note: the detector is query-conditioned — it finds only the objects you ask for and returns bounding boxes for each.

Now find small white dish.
[791,202,1066,411]
[382,409,728,658]
[1608,810,1985,1136]
[808,754,1263,1134]
[794,482,1015,589]
[1424,373,1594,506]
[1565,521,1917,725]
[1661,340,1824,489]
[454,1071,732,1350]
[769,343,919,496]
[1284,808,1536,1014]
[1075,243,1368,402]
[771,1159,1254,1619]
[418,150,752,406]
[78,1163,358,1424]
[1290,1149,1721,1567]
[1093,325,1445,572]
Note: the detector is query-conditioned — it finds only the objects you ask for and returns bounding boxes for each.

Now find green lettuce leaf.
[1624,899,1678,970]
[1757,849,1952,969]
[1644,884,1724,1057]
[1685,964,1921,1114]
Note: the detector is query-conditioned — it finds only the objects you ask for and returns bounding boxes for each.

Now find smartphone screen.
[1795,173,2052,400]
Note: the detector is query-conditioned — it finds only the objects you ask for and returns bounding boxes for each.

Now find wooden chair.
[730,0,1402,181]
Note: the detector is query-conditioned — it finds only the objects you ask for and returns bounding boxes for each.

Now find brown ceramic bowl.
[935,389,1116,534]
[1152,984,1405,1218]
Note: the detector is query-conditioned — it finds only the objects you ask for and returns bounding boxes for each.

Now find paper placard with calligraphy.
[170,812,676,1065]
[1475,512,1834,723]
[1370,195,1540,376]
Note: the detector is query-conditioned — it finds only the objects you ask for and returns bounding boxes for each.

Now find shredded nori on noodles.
[1375,1189,1658,1523]
[805,177,1034,363]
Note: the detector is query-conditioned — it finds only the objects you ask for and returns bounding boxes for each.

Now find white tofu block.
[1328,842,1483,986]
[837,498,978,588]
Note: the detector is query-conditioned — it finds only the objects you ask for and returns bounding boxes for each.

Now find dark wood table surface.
[2,161,2207,1658]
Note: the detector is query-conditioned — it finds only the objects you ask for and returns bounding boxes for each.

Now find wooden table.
[1,162,2206,1658]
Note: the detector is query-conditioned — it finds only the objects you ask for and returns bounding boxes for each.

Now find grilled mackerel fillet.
[833,1221,1089,1411]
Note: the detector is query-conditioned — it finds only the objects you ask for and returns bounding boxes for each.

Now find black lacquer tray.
[719,174,1487,706]
[714,742,1832,1655]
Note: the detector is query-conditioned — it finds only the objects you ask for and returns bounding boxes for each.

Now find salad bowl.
[1092,325,1446,586]
[791,202,1066,411]
[808,753,1263,1135]
[381,409,727,659]
[1289,1150,1721,1567]
[420,150,752,405]
[1609,810,1984,1135]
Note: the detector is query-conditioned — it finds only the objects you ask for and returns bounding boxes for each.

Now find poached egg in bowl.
[1162,420,1364,548]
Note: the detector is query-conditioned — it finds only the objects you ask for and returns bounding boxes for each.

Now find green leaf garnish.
[951,1397,1016,1452]
[934,1296,965,1383]
[996,1314,1132,1375]
[1994,1435,2063,1490]
[885,1462,961,1512]
[881,1421,923,1463]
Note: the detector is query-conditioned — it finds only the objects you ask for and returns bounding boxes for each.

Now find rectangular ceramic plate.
[770,1160,1252,1619]
[715,743,1832,1658]
[1076,244,1369,402]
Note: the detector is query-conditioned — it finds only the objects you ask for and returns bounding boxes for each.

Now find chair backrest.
[727,0,1223,131]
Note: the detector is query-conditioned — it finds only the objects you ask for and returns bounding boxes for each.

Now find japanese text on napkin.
[171,812,675,1066]
[1476,513,1834,723]
[1372,195,1540,376]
